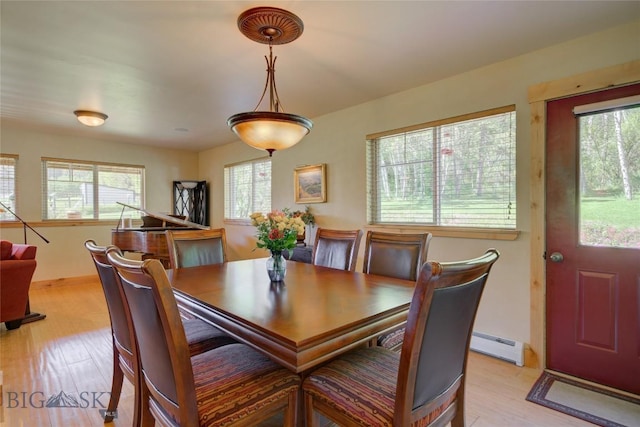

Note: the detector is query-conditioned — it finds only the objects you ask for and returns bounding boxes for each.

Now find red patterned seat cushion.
[190,343,300,426]
[377,326,405,350]
[183,318,237,356]
[303,346,454,427]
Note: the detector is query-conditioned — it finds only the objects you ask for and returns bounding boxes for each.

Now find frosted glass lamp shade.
[74,110,108,127]
[228,111,312,155]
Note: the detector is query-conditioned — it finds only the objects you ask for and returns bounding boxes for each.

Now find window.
[576,101,640,248]
[367,105,516,229]
[0,154,17,221]
[224,158,271,221]
[42,158,144,220]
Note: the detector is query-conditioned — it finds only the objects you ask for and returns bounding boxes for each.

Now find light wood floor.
[0,278,593,427]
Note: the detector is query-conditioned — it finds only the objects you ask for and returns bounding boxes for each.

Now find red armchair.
[1,240,37,330]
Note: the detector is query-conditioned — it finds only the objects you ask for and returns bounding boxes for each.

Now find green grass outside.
[580,196,639,228]
[580,196,640,248]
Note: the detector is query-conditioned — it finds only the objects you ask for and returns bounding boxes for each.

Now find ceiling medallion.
[237,7,304,45]
[227,7,312,156]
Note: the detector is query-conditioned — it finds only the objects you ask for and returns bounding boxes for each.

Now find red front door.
[545,83,640,394]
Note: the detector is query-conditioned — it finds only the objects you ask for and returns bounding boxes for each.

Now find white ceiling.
[1,1,638,151]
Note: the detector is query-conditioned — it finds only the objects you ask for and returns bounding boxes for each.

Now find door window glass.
[578,105,640,248]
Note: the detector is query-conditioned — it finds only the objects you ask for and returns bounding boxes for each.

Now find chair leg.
[450,383,466,427]
[304,393,318,427]
[283,389,298,427]
[451,412,464,427]
[104,346,123,422]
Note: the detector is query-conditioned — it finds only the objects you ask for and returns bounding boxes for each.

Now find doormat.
[526,371,640,427]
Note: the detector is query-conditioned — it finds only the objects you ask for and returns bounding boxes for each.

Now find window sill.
[365,224,520,241]
[224,219,252,226]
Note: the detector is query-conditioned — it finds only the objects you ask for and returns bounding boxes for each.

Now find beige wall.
[1,20,638,350]
[200,20,640,347]
[0,126,199,280]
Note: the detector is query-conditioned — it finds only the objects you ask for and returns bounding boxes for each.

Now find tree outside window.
[367,106,516,229]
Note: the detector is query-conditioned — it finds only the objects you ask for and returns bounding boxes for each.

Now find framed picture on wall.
[294,164,326,203]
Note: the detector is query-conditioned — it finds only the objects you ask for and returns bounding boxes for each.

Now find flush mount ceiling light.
[74,110,108,127]
[227,7,313,157]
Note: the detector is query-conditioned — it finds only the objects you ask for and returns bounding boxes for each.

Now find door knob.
[549,252,564,263]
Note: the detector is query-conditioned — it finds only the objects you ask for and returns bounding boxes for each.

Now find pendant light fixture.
[227,7,313,157]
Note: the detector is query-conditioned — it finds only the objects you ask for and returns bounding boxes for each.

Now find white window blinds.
[367,105,516,229]
[224,157,271,221]
[42,158,145,220]
[0,155,17,221]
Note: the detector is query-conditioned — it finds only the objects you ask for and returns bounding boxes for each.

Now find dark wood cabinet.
[173,181,208,226]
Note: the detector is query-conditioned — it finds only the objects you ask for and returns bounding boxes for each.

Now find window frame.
[41,157,145,221]
[366,105,519,240]
[223,156,272,225]
[0,154,18,222]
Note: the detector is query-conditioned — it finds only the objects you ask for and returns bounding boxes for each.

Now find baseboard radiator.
[470,331,524,366]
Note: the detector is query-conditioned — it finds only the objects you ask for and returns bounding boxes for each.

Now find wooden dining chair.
[362,230,432,350]
[106,248,301,427]
[311,228,363,272]
[363,231,432,281]
[165,228,228,269]
[85,240,237,426]
[303,249,500,427]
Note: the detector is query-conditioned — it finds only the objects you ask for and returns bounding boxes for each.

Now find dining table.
[169,257,416,374]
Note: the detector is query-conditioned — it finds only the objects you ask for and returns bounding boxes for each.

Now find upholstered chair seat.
[182,317,237,356]
[303,346,456,426]
[376,328,405,351]
[190,343,300,426]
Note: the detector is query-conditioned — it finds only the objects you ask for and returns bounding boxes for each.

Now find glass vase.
[267,251,287,282]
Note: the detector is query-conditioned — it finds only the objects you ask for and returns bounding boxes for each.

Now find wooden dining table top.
[169,258,415,373]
